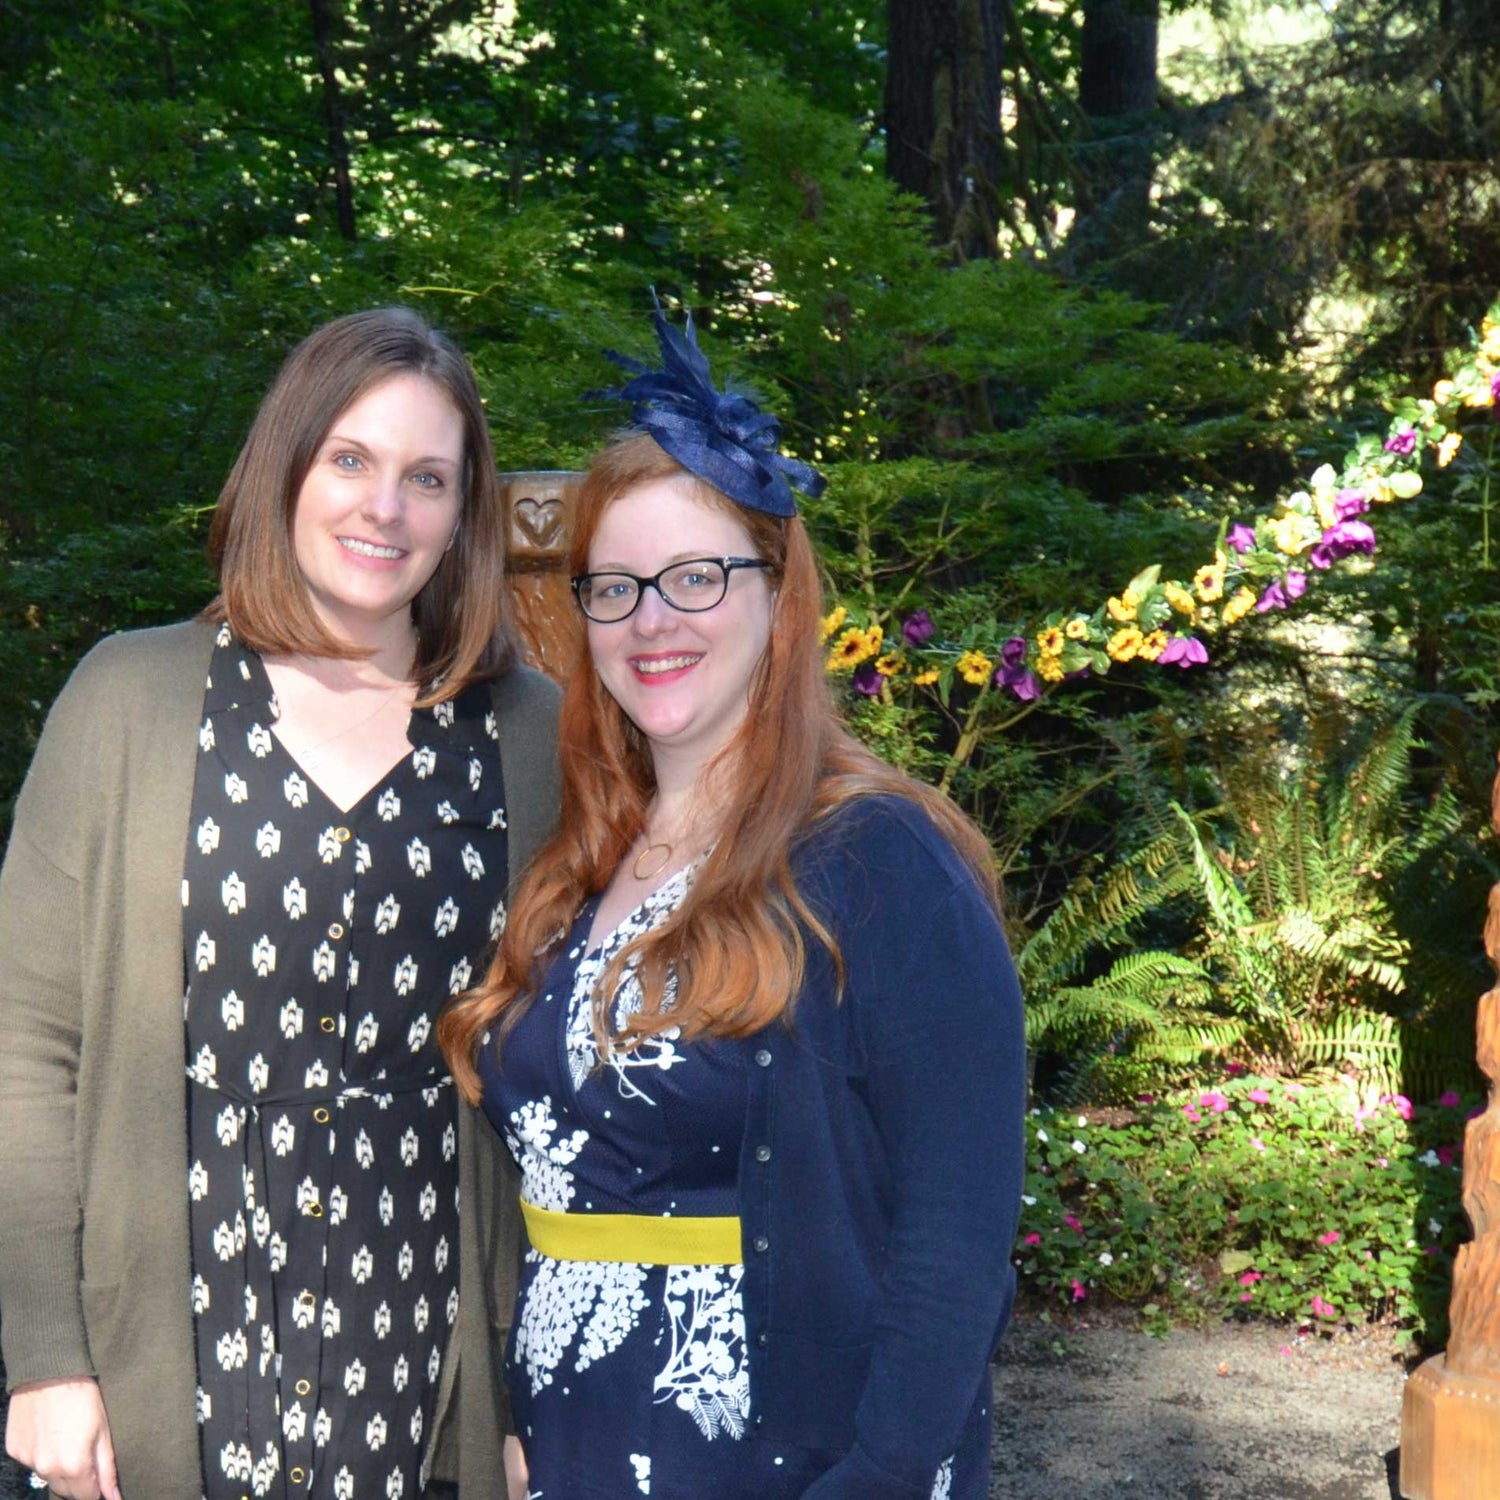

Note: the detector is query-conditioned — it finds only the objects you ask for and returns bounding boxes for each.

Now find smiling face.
[291,373,466,652]
[585,475,776,780]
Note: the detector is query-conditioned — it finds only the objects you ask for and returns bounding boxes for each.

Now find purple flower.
[994,635,1042,702]
[852,662,883,697]
[1384,429,1417,456]
[901,609,935,647]
[1227,523,1257,554]
[1308,519,1377,570]
[1157,635,1209,668]
[1334,488,1370,521]
[1493,374,1500,404]
[1255,570,1307,613]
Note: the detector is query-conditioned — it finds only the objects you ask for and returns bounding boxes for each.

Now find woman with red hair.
[439,309,1024,1499]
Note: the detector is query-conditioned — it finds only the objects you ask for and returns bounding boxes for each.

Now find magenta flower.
[1023,1232,1042,1248]
[1308,518,1377,570]
[1182,1104,1202,1123]
[1438,1090,1461,1108]
[1200,1091,1230,1114]
[1238,1270,1263,1285]
[1070,1279,1087,1302]
[1248,1088,1270,1104]
[1227,523,1257,554]
[1225,1061,1246,1076]
[1256,571,1308,613]
[901,609,935,647]
[852,662,883,697]
[995,636,1042,702]
[1437,1144,1458,1165]
[1157,635,1209,668]
[1063,1213,1083,1234]
[1310,1294,1338,1319]
[1384,429,1417,456]
[1318,1230,1340,1246]
[1239,1290,1254,1302]
[1334,488,1370,520]
[1492,373,1500,404]
[1380,1092,1414,1121]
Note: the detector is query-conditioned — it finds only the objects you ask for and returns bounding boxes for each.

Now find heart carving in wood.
[513,496,564,551]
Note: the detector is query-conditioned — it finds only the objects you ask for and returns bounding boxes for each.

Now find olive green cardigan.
[0,620,559,1497]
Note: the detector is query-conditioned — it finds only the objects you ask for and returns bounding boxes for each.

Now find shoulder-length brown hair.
[204,306,514,700]
[440,432,999,1102]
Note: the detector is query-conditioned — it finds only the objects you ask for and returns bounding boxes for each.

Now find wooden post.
[1400,749,1500,1496]
[501,470,581,682]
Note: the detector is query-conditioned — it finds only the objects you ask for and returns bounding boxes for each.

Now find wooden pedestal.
[1401,1355,1500,1498]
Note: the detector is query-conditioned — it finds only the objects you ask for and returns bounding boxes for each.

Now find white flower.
[196,816,221,855]
[270,1115,295,1157]
[283,771,309,808]
[352,1245,375,1285]
[343,1358,366,1397]
[1099,1251,1114,1266]
[378,787,401,822]
[632,1454,651,1495]
[375,893,401,934]
[250,935,276,977]
[407,836,432,877]
[311,942,337,982]
[393,954,418,997]
[1072,1140,1087,1155]
[461,843,485,881]
[223,772,249,804]
[433,897,459,937]
[1419,1149,1441,1168]
[317,827,343,863]
[221,990,244,1030]
[254,822,281,858]
[1036,1128,1049,1144]
[412,745,436,779]
[247,723,273,758]
[282,878,307,920]
[246,1054,269,1093]
[1429,1217,1444,1237]
[355,1013,380,1053]
[194,932,217,972]
[407,1014,431,1052]
[1021,1194,1037,1206]
[374,1301,393,1338]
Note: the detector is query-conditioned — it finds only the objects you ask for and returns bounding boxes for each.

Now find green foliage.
[1017,1076,1472,1345]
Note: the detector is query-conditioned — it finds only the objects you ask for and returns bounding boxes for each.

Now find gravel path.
[1,1313,1411,1498]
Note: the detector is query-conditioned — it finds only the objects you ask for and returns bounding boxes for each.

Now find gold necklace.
[631,840,674,880]
[282,679,409,770]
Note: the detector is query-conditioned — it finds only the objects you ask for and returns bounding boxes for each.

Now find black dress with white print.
[181,627,507,1500]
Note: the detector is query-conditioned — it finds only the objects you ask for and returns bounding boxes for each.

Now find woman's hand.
[503,1433,529,1500]
[5,1377,121,1500]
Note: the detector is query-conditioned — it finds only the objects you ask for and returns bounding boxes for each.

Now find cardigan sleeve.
[0,656,108,1388]
[801,819,1026,1499]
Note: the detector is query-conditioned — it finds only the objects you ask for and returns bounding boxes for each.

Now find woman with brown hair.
[440,310,1024,1499]
[0,307,558,1499]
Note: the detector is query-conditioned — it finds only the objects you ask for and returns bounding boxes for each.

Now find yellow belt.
[520,1198,743,1266]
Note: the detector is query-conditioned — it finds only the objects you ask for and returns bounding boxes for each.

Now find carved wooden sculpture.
[1401,749,1500,1495]
[502,471,581,680]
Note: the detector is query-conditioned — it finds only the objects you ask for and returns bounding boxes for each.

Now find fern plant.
[1020,699,1491,1102]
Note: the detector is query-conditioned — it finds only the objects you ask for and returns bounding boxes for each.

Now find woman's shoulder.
[797,790,980,901]
[50,619,215,727]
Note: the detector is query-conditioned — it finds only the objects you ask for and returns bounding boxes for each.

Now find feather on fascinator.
[602,303,825,518]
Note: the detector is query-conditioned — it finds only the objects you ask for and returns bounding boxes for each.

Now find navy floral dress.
[477,871,976,1500]
[181,628,507,1500]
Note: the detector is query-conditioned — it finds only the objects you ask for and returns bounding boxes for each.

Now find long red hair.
[439,433,998,1102]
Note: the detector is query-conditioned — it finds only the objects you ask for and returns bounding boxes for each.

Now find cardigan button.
[754,1145,771,1163]
[756,1330,769,1347]
[754,1048,772,1067]
[753,1414,764,1428]
[752,1235,769,1254]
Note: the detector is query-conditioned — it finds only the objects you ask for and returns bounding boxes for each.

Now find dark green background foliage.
[2,0,1498,1143]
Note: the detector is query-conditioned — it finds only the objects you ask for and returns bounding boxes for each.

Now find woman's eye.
[410,470,444,489]
[332,452,363,471]
[597,579,633,599]
[677,570,716,590]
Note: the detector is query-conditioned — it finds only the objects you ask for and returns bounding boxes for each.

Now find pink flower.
[1070,1279,1087,1302]
[1248,1087,1270,1104]
[1285,1082,1304,1094]
[1200,1091,1230,1114]
[1239,1290,1254,1302]
[1318,1230,1340,1246]
[1063,1214,1083,1233]
[1310,1294,1338,1319]
[1279,1345,1294,1356]
[1182,1104,1202,1123]
[1238,1271,1263,1285]
[1250,1137,1266,1152]
[1437,1090,1461,1108]
[1380,1093,1414,1121]
[1023,1232,1042,1247]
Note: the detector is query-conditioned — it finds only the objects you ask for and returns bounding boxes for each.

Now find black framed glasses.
[571,556,774,624]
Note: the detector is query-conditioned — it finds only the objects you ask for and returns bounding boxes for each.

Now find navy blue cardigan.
[730,794,1024,1496]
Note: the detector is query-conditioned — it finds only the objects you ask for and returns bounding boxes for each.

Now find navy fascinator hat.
[602,302,826,518]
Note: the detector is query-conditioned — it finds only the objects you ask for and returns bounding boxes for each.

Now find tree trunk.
[884,0,1005,262]
[1069,0,1159,271]
[309,0,358,242]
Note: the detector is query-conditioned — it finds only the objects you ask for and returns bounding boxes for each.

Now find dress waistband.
[520,1198,743,1266]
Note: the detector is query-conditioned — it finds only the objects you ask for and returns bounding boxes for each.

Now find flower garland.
[825,299,1500,701]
